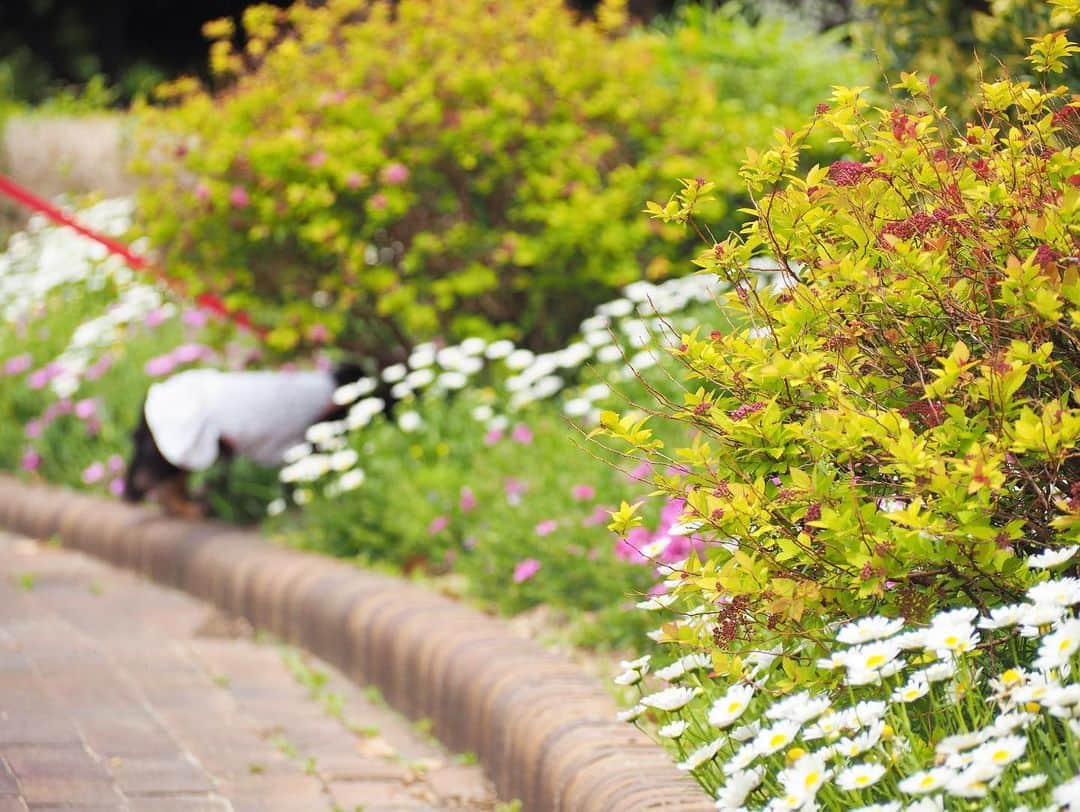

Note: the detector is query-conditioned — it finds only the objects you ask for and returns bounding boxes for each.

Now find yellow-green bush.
[602,29,1080,679]
[133,0,864,358]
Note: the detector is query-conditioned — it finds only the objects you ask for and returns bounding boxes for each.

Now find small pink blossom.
[144,308,169,328]
[369,192,388,211]
[504,477,528,506]
[24,420,42,439]
[463,535,478,550]
[85,354,113,381]
[84,417,101,437]
[194,182,211,202]
[74,399,97,420]
[171,343,211,364]
[109,478,125,497]
[512,558,541,584]
[427,515,450,535]
[571,483,595,501]
[484,428,504,446]
[27,368,51,390]
[345,172,365,190]
[82,462,106,484]
[182,309,209,328]
[307,150,328,169]
[582,505,613,527]
[3,353,32,376]
[381,162,409,185]
[459,487,477,513]
[20,449,40,472]
[144,355,177,377]
[628,460,652,481]
[308,323,330,344]
[107,455,125,474]
[511,424,533,444]
[228,186,250,209]
[535,519,558,537]
[648,581,668,596]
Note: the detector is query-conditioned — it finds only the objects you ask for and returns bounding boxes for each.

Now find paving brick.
[0,761,17,795]
[108,756,214,796]
[0,799,27,812]
[126,797,231,812]
[2,744,120,807]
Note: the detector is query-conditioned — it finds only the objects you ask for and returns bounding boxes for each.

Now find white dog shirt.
[144,369,336,470]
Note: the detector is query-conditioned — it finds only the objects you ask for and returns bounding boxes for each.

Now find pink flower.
[144,308,169,328]
[463,535,478,550]
[535,519,558,537]
[511,424,533,445]
[504,477,528,506]
[648,581,669,596]
[82,462,105,485]
[107,455,125,474]
[20,449,40,472]
[512,558,541,584]
[84,417,101,437]
[582,504,613,527]
[3,353,32,376]
[428,515,450,535]
[628,460,652,481]
[85,354,113,381]
[484,428,503,446]
[369,192,388,211]
[308,323,330,344]
[459,487,477,513]
[144,355,177,377]
[24,420,42,439]
[571,483,596,501]
[194,182,211,202]
[74,399,97,420]
[171,343,211,364]
[381,162,409,185]
[228,186,250,209]
[182,309,209,329]
[307,150,328,169]
[109,478,125,497]
[345,172,366,190]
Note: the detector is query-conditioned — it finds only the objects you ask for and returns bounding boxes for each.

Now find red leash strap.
[0,173,263,337]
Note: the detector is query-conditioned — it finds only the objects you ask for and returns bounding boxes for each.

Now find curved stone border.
[0,476,710,812]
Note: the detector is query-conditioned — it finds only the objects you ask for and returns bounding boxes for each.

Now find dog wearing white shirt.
[124,363,381,517]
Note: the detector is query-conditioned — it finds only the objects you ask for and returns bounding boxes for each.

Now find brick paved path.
[0,533,499,812]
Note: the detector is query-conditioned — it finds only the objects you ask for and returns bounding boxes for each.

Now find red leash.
[0,173,262,336]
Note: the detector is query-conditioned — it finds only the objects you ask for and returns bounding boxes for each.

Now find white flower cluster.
[621,573,1080,811]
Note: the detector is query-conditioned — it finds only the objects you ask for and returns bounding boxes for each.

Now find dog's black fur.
[124,362,393,511]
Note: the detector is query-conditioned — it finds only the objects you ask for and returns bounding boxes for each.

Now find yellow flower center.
[1025,701,1041,713]
[856,775,871,786]
[787,747,807,763]
[866,654,886,668]
[992,749,1010,763]
[919,775,937,789]
[1058,638,1074,654]
[769,733,788,748]
[1001,669,1022,685]
[804,771,820,789]
[944,634,959,647]
[728,701,743,713]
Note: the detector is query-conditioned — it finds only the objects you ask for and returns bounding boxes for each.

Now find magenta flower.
[535,519,558,537]
[345,172,365,190]
[194,182,211,202]
[84,417,101,437]
[512,558,541,584]
[182,309,209,329]
[571,483,596,501]
[109,478,125,497]
[107,455,125,474]
[74,399,97,420]
[144,308,169,328]
[459,487,477,513]
[3,353,32,376]
[381,162,410,185]
[628,460,652,480]
[504,477,528,506]
[85,354,113,381]
[308,324,330,344]
[427,515,450,535]
[483,428,503,446]
[582,504,613,527]
[369,192,388,211]
[24,420,42,439]
[82,462,106,485]
[144,355,177,377]
[511,424,533,445]
[228,186,250,209]
[307,150,328,169]
[20,449,40,472]
[27,369,49,390]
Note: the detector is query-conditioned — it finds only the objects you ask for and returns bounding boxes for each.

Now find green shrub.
[602,29,1080,678]
[133,0,866,359]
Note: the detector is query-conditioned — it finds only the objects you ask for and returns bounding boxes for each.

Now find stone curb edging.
[0,476,711,812]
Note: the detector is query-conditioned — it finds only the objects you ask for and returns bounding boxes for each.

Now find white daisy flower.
[504,349,535,371]
[946,768,991,799]
[978,603,1027,629]
[654,653,711,682]
[924,617,979,655]
[1028,545,1079,569]
[1054,775,1080,806]
[842,701,888,731]
[903,796,944,812]
[677,737,725,771]
[916,660,957,683]
[1034,618,1080,670]
[845,641,901,678]
[971,734,1027,770]
[834,721,884,759]
[397,410,423,432]
[892,675,930,703]
[641,686,700,712]
[616,704,645,722]
[765,691,830,724]
[282,442,313,464]
[405,368,435,388]
[751,720,801,756]
[619,655,651,671]
[778,752,831,806]
[613,669,641,686]
[708,684,755,729]
[337,469,365,492]
[851,804,901,812]
[459,336,486,355]
[266,498,286,516]
[730,721,760,742]
[381,363,407,382]
[1027,577,1080,608]
[715,766,765,810]
[984,711,1035,737]
[722,742,758,775]
[658,720,688,739]
[330,448,358,471]
[484,339,515,359]
[837,762,887,791]
[635,593,678,611]
[837,616,906,645]
[891,630,928,650]
[898,768,955,795]
[1014,774,1048,793]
